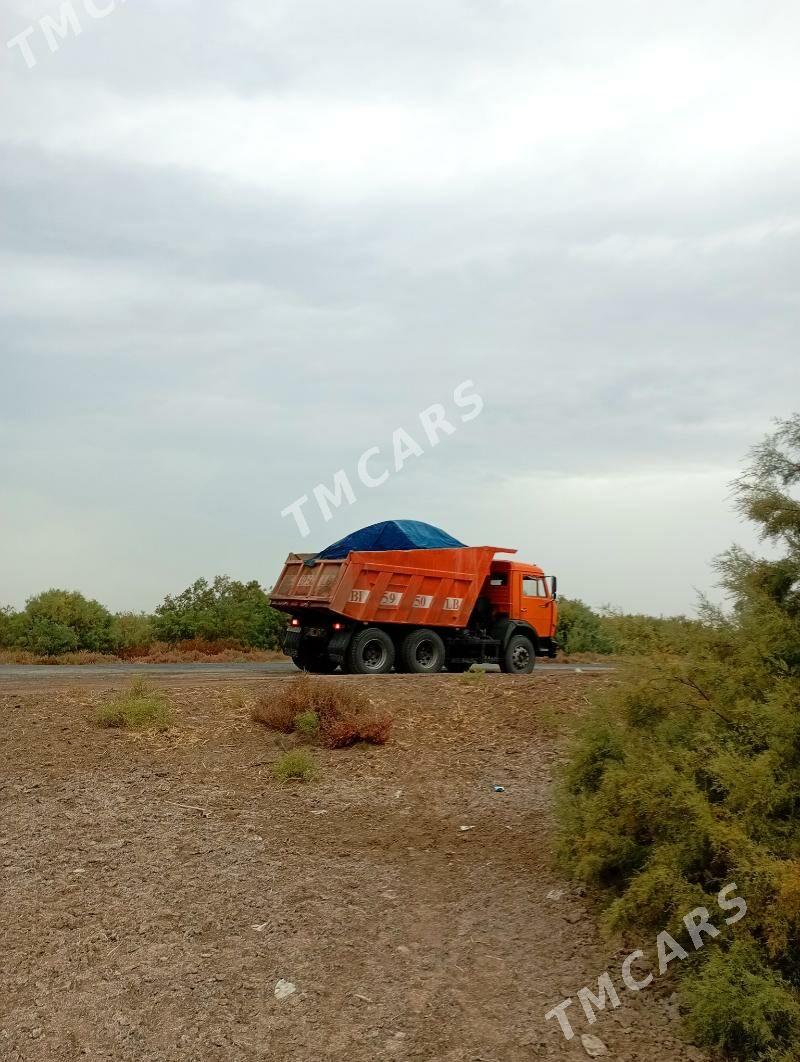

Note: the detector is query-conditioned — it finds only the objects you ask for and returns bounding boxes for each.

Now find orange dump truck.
[270,521,558,674]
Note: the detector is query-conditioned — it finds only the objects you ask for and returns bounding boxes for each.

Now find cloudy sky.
[2,0,798,615]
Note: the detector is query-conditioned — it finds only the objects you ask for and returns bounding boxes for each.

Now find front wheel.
[500,634,535,675]
[345,627,395,675]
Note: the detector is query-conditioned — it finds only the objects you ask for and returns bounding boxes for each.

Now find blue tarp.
[311,520,465,563]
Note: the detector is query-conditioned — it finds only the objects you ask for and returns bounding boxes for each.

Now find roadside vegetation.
[557,414,800,1061]
[253,675,394,748]
[556,597,702,658]
[96,679,173,730]
[0,576,286,661]
[273,748,318,783]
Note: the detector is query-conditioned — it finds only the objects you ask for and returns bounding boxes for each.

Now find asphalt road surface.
[0,660,614,685]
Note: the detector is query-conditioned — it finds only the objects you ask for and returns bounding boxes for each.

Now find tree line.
[0,576,286,656]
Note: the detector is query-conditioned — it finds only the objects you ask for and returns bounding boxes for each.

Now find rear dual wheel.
[344,627,396,675]
[399,629,445,674]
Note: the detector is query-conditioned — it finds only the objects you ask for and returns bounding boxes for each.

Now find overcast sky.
[2,0,798,615]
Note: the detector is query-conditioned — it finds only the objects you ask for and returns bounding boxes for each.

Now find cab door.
[520,574,554,637]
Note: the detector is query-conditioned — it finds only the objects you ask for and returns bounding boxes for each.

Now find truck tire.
[500,633,535,675]
[400,629,445,674]
[292,646,337,674]
[345,627,395,675]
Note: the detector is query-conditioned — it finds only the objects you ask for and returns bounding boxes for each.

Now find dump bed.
[271,546,514,628]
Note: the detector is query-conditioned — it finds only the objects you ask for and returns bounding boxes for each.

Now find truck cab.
[485,560,557,640]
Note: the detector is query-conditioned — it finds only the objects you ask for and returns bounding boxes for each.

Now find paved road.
[0,661,614,685]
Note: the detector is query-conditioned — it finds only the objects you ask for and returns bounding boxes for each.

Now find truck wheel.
[345,627,395,675]
[500,634,535,675]
[400,629,445,674]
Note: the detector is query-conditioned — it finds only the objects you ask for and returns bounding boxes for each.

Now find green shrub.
[111,611,155,651]
[293,710,320,736]
[25,617,80,656]
[557,598,617,654]
[153,575,285,649]
[273,748,317,782]
[557,414,800,1061]
[459,663,487,684]
[556,598,701,657]
[683,940,800,1059]
[17,589,115,655]
[0,606,19,648]
[96,680,172,730]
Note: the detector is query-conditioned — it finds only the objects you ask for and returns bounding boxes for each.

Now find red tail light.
[332,622,343,631]
[290,618,300,627]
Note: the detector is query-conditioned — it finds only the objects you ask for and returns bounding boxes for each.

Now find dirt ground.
[1,672,707,1062]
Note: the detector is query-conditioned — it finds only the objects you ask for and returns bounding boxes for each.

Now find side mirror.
[548,575,558,600]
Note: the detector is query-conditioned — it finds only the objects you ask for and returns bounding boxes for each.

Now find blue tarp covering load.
[311,520,465,563]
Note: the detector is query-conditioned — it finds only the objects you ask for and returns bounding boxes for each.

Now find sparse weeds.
[253,675,393,748]
[460,664,487,685]
[96,679,172,730]
[293,710,320,737]
[273,748,317,783]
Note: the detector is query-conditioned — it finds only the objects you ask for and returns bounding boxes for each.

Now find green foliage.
[153,575,284,649]
[556,598,617,654]
[25,617,80,656]
[0,606,18,648]
[459,663,487,684]
[683,940,800,1060]
[110,611,155,650]
[273,748,317,782]
[17,589,115,655]
[96,679,172,730]
[557,414,800,1061]
[556,597,701,656]
[293,710,320,737]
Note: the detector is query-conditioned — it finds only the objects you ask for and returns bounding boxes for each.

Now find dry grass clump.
[0,649,122,665]
[95,679,173,730]
[253,675,393,748]
[122,639,279,663]
[459,664,487,685]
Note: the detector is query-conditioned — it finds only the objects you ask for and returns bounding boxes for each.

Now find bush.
[17,589,115,655]
[556,598,701,657]
[111,611,155,653]
[556,414,800,1061]
[153,575,285,649]
[459,664,487,684]
[273,748,317,782]
[293,710,320,737]
[0,606,19,648]
[25,617,80,656]
[557,598,617,655]
[253,676,393,748]
[96,679,173,730]
[683,940,800,1059]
